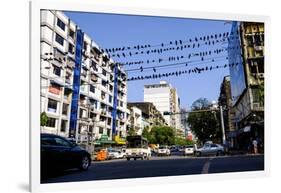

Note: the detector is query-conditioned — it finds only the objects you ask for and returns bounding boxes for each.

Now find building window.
[83,42,88,51]
[56,18,65,31]
[46,117,56,128]
[107,129,111,137]
[68,43,74,54]
[62,103,68,116]
[99,127,103,134]
[48,83,61,95]
[55,33,64,46]
[47,99,58,113]
[53,65,61,77]
[107,118,112,126]
[60,120,67,132]
[102,69,107,76]
[69,29,75,39]
[120,101,123,107]
[91,61,98,71]
[101,91,106,100]
[90,85,95,93]
[102,80,107,87]
[108,95,112,103]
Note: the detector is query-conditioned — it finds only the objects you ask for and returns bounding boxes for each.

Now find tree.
[127,127,136,136]
[175,137,194,146]
[187,98,221,143]
[40,112,48,126]
[191,97,211,110]
[142,126,175,145]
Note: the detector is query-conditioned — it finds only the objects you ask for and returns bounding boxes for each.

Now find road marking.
[201,158,214,174]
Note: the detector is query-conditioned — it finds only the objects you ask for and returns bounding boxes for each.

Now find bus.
[125,135,151,161]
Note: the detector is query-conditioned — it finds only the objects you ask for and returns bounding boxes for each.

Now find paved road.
[41,154,264,184]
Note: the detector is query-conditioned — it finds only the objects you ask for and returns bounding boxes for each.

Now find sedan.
[107,148,126,159]
[196,143,224,157]
[157,146,171,156]
[41,133,91,174]
[183,145,195,156]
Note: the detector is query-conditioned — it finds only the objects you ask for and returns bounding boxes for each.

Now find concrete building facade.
[228,21,264,150]
[127,102,167,130]
[143,81,182,134]
[40,10,129,144]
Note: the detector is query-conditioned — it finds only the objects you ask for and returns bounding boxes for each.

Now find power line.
[126,55,228,72]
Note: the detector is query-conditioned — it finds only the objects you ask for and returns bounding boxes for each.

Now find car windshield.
[159,146,167,149]
[186,145,193,148]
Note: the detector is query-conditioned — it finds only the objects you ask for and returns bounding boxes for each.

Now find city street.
[41,154,264,184]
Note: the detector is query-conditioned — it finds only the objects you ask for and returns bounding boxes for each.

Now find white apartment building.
[40,10,129,143]
[128,106,143,135]
[144,81,182,133]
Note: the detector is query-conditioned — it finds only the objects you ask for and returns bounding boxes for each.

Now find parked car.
[107,148,126,159]
[196,143,224,157]
[157,145,171,156]
[183,145,195,156]
[170,145,179,153]
[41,133,91,173]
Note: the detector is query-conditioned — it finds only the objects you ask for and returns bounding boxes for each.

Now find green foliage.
[187,98,221,143]
[142,126,175,145]
[127,127,136,136]
[175,137,194,146]
[40,112,48,126]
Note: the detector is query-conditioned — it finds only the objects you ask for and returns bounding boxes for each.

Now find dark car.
[41,133,91,174]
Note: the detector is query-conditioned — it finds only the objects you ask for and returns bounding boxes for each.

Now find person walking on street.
[252,138,258,154]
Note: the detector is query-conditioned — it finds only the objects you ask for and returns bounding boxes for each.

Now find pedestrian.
[252,138,258,154]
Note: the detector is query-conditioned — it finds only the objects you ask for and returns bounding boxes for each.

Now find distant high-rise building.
[143,81,182,135]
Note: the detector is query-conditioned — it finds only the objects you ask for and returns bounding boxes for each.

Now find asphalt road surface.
[41,154,264,184]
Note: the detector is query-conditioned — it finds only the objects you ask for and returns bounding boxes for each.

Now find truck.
[125,136,151,161]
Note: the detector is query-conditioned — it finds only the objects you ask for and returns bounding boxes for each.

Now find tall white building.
[144,81,182,133]
[40,10,129,144]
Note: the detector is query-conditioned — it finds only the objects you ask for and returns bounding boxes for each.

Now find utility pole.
[219,106,226,145]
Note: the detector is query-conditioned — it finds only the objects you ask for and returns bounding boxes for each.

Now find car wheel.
[196,151,201,157]
[127,157,130,161]
[134,158,137,161]
[79,155,90,171]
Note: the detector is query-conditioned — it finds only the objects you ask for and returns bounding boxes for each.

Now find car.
[157,145,171,156]
[107,148,126,159]
[196,143,225,157]
[183,145,195,156]
[41,133,91,174]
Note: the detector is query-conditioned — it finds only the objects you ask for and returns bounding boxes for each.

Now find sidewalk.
[228,149,264,156]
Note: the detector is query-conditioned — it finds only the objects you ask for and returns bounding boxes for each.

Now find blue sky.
[65,11,233,109]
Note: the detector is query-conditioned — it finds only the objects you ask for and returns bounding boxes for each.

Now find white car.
[157,146,171,156]
[107,148,126,159]
[183,145,195,156]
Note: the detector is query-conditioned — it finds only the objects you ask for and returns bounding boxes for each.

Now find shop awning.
[114,135,126,145]
[95,134,115,144]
